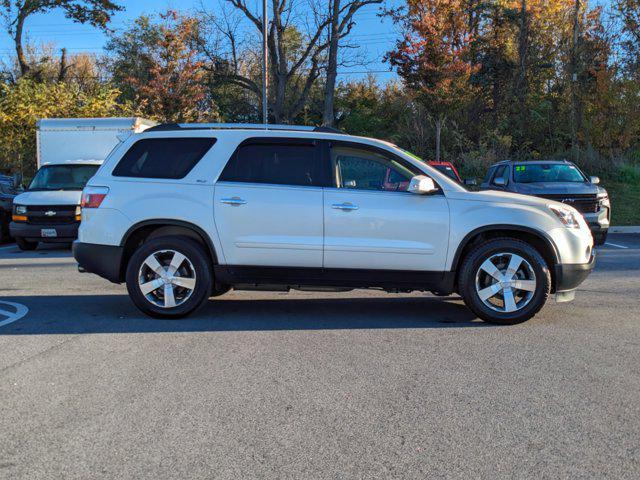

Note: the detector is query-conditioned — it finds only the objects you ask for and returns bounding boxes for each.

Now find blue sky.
[0,0,402,81]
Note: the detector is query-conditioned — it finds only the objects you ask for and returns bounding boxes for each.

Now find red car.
[383,160,464,191]
[427,161,462,183]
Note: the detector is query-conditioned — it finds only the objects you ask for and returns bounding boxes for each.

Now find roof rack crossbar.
[146,123,345,134]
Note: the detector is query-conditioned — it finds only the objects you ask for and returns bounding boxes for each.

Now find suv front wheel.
[126,236,212,319]
[459,238,551,325]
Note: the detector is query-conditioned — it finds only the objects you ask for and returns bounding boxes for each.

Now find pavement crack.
[0,335,82,376]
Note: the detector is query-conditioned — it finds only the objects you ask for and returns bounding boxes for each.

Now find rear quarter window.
[113,137,216,179]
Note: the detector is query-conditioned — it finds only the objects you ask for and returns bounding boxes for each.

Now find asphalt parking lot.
[1,235,639,479]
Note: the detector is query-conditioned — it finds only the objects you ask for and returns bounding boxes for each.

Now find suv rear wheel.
[459,238,551,325]
[126,236,212,319]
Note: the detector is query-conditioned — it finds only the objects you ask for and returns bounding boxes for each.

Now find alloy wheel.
[138,249,197,308]
[474,252,537,313]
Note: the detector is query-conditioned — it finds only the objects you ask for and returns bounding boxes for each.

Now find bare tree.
[322,0,381,127]
[216,0,331,122]
[1,0,122,78]
[200,0,377,123]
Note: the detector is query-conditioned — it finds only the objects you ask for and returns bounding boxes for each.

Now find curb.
[610,226,640,234]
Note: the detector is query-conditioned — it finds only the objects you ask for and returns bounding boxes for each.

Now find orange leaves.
[386,0,479,113]
[122,10,211,123]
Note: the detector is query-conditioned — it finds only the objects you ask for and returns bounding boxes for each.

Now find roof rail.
[146,122,346,134]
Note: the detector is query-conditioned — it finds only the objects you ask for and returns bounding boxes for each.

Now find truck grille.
[25,205,78,225]
[536,194,599,214]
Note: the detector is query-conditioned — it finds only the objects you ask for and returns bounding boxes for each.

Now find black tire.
[126,236,212,319]
[459,238,551,325]
[15,236,38,251]
[593,231,607,246]
[0,210,10,242]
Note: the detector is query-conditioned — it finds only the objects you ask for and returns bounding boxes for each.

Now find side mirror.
[493,177,506,187]
[408,175,438,195]
[590,176,600,185]
[464,178,477,186]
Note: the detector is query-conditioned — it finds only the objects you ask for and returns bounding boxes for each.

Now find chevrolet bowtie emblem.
[44,210,56,216]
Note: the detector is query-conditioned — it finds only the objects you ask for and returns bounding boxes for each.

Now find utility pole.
[262,0,269,126]
[570,0,582,161]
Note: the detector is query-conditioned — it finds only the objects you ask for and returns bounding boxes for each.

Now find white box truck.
[10,117,156,250]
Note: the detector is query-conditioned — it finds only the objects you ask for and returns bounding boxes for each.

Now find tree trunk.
[435,116,443,162]
[15,13,30,77]
[570,0,582,160]
[515,0,529,155]
[273,73,286,123]
[58,48,69,82]
[322,0,341,127]
[271,0,288,123]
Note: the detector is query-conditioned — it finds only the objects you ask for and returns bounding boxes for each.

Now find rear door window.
[219,140,322,187]
[113,137,216,179]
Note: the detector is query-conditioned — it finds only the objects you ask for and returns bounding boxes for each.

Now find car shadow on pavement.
[0,295,490,335]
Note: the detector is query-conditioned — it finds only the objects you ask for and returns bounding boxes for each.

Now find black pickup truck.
[0,175,19,242]
[480,160,610,245]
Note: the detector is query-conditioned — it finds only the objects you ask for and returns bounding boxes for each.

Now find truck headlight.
[549,205,580,229]
[597,192,610,208]
[12,204,27,222]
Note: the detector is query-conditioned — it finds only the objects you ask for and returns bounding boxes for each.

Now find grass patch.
[606,181,640,226]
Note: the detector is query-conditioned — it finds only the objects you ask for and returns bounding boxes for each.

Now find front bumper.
[555,253,596,293]
[583,208,609,235]
[73,241,124,283]
[10,221,79,243]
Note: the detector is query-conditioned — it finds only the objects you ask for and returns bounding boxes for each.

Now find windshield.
[29,164,99,191]
[513,163,586,183]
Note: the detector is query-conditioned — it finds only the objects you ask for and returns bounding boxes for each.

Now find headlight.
[549,205,581,229]
[597,192,610,207]
[14,205,27,215]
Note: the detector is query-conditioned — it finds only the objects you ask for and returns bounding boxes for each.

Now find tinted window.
[513,163,586,183]
[29,164,99,191]
[113,138,215,179]
[332,146,421,192]
[219,142,321,186]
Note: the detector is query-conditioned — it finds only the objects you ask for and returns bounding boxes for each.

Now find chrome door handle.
[221,197,247,206]
[332,202,358,211]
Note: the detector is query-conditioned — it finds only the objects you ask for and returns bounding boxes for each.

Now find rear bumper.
[73,241,124,283]
[554,253,596,292]
[10,221,79,242]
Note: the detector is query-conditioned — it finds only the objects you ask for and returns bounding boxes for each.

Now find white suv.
[73,124,595,324]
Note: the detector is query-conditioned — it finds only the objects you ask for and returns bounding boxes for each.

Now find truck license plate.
[41,228,57,238]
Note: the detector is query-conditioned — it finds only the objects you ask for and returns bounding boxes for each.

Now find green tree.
[0,78,137,176]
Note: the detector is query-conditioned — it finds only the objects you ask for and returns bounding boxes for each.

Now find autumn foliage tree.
[107,11,214,122]
[386,0,478,161]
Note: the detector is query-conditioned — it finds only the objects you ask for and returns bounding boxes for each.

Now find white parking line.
[605,242,629,249]
[0,301,29,327]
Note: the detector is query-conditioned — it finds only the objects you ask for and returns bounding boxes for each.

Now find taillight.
[81,186,109,208]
